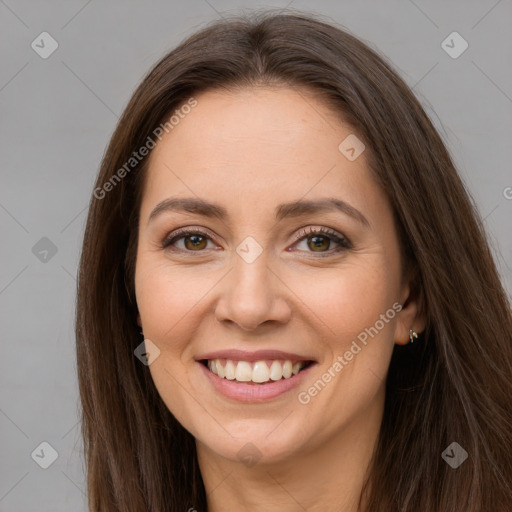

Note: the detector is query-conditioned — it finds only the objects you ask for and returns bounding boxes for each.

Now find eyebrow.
[147,196,370,227]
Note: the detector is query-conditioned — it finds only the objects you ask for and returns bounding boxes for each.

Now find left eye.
[162,227,351,255]
[292,227,351,255]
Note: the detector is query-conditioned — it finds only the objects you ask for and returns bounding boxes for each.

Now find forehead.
[140,87,382,220]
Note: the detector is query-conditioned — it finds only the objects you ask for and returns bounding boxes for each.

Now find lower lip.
[198,361,316,403]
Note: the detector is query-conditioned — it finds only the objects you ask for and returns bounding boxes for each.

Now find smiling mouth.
[201,358,315,384]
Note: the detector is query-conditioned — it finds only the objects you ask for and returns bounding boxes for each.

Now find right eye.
[162,228,218,252]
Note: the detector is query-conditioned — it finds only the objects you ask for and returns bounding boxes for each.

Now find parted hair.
[76,10,512,511]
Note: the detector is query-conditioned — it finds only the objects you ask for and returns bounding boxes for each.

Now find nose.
[214,250,291,332]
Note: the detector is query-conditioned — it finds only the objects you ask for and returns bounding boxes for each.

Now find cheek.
[300,261,399,402]
[305,260,398,340]
[135,256,215,341]
[134,257,214,433]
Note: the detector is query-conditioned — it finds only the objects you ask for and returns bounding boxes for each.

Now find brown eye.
[307,235,331,252]
[183,234,208,250]
[293,226,352,256]
[162,229,215,252]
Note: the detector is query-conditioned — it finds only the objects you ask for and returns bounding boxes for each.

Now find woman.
[76,10,512,511]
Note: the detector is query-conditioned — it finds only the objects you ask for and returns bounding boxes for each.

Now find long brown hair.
[76,10,512,511]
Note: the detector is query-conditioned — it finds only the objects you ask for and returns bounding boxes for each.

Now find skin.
[135,86,425,512]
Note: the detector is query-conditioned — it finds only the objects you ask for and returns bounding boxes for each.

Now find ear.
[395,270,426,345]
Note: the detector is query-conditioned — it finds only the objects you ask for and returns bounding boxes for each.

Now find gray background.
[1,0,511,510]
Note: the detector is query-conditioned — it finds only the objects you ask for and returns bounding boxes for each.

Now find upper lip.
[195,349,316,363]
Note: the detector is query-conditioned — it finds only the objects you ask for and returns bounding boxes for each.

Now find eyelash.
[161,226,352,256]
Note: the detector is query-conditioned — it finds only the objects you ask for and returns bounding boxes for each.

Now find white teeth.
[215,360,226,378]
[252,361,270,383]
[292,362,302,375]
[235,361,252,381]
[224,360,236,380]
[206,358,308,383]
[282,360,292,379]
[269,360,283,381]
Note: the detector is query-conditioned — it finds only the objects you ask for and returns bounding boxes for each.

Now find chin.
[195,419,311,467]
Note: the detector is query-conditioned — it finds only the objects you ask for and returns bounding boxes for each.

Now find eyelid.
[161,225,352,253]
[161,226,219,249]
[289,226,352,257]
[293,226,351,246]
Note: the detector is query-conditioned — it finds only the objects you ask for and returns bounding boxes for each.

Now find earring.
[409,328,419,344]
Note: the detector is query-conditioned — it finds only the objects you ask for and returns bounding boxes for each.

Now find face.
[134,86,419,466]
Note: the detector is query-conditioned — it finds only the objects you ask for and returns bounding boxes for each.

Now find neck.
[196,388,384,512]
